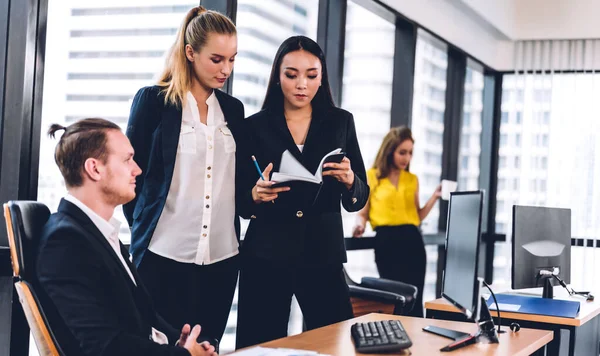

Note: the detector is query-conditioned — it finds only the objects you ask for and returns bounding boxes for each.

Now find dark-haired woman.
[235,36,369,348]
[352,126,441,317]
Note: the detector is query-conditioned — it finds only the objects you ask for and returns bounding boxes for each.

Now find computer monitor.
[424,191,498,351]
[442,191,485,320]
[512,205,571,299]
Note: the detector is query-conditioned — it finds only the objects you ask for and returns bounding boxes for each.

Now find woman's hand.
[352,223,365,238]
[251,163,290,204]
[322,157,355,190]
[433,184,442,199]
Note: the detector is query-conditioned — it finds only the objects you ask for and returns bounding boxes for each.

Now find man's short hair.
[48,118,121,187]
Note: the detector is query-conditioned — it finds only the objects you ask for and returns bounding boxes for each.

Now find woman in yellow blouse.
[353,126,440,317]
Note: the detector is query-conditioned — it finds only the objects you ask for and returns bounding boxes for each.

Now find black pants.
[374,225,426,317]
[235,256,354,349]
[137,250,239,345]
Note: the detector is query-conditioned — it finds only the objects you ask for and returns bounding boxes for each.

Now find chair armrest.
[348,285,406,305]
[360,277,418,301]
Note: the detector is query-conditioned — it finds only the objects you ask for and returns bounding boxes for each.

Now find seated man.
[36,118,217,356]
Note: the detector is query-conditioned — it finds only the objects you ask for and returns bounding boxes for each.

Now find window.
[341,0,394,239]
[498,156,507,169]
[411,30,447,234]
[38,1,201,247]
[515,133,521,147]
[499,134,508,147]
[496,200,505,213]
[232,0,319,116]
[341,0,399,304]
[461,157,469,170]
[514,156,520,169]
[463,112,471,127]
[494,73,600,292]
[502,89,511,104]
[515,89,524,102]
[543,111,551,125]
[457,64,483,191]
[497,178,506,190]
[501,112,509,124]
[461,133,470,149]
[515,111,522,124]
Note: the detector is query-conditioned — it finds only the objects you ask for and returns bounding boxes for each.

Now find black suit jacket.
[123,85,246,267]
[237,107,369,265]
[36,199,190,356]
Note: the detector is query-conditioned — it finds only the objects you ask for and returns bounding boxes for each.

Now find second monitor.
[512,205,571,299]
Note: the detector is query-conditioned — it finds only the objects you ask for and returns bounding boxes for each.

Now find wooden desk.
[251,313,552,356]
[425,297,600,356]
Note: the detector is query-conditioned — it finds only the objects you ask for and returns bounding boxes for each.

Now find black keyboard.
[351,319,413,353]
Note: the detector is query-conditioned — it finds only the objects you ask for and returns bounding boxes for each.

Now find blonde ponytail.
[157,6,236,107]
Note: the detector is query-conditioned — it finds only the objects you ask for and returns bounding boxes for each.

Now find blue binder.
[486,293,580,318]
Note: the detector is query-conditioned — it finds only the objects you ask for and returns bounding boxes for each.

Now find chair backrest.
[15,281,63,356]
[3,201,50,279]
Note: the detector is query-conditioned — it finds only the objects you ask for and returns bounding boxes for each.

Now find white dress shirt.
[149,90,239,265]
[64,194,169,345]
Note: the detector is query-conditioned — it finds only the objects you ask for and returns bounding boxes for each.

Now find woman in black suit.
[235,36,369,349]
[124,6,244,347]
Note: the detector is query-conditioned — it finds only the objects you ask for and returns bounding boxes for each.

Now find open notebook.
[271,148,343,184]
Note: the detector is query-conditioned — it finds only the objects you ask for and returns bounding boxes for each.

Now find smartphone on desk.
[322,152,346,171]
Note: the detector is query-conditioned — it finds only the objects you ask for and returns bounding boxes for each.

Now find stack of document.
[229,346,330,356]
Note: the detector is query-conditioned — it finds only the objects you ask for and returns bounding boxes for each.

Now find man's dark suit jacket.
[123,86,245,267]
[236,106,369,265]
[36,199,190,356]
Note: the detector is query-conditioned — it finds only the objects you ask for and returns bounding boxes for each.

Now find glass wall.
[457,62,484,190]
[340,0,395,239]
[494,73,600,292]
[340,0,395,293]
[410,30,447,235]
[38,1,200,246]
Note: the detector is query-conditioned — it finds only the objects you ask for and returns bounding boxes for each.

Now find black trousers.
[235,256,354,349]
[137,250,239,345]
[374,225,426,317]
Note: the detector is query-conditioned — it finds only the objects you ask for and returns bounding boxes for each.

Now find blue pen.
[251,155,266,180]
[252,155,275,203]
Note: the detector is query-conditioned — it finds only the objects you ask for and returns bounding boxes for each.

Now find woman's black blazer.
[237,106,369,265]
[124,85,245,267]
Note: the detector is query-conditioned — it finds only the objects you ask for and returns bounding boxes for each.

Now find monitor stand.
[426,297,499,352]
[540,275,554,299]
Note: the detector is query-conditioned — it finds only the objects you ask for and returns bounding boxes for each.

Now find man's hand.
[183,325,218,356]
[177,324,191,347]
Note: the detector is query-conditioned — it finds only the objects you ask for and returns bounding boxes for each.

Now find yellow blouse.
[367,168,420,229]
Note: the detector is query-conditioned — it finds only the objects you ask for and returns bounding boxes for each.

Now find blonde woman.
[124,6,244,347]
[353,126,441,317]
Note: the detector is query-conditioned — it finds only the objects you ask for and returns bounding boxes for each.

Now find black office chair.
[343,237,418,317]
[4,201,63,356]
[343,267,418,317]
